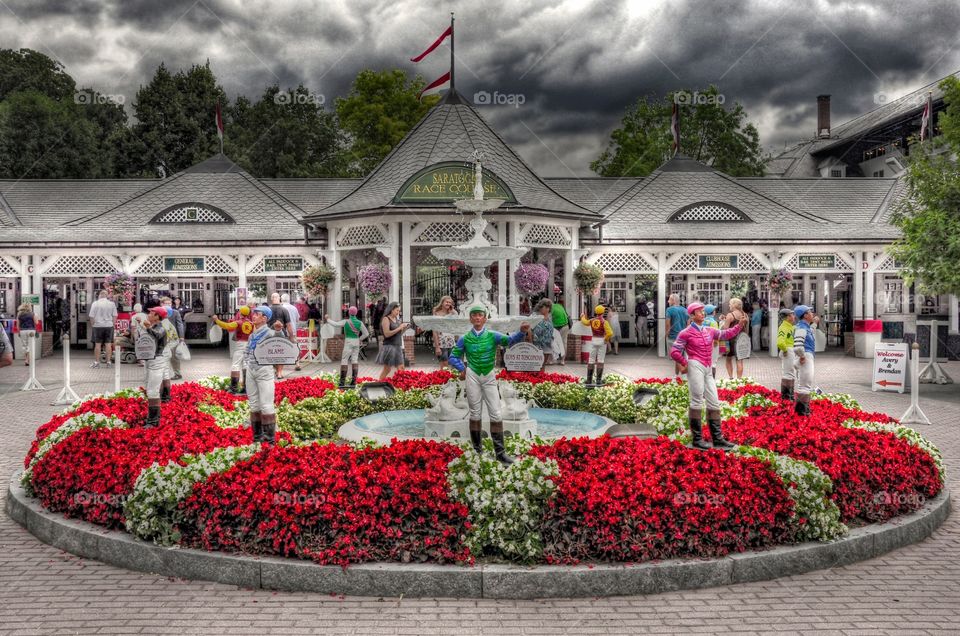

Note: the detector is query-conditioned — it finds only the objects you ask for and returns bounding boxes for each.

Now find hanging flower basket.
[767,267,794,296]
[103,273,136,307]
[514,263,550,296]
[728,275,751,299]
[301,264,337,299]
[358,263,392,301]
[573,262,604,296]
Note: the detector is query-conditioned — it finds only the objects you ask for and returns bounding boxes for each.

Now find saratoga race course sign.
[253,335,301,366]
[395,162,516,204]
[504,342,545,372]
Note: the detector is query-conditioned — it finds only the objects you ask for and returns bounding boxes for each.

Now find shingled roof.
[303,91,599,223]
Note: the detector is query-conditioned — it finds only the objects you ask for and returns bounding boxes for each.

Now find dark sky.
[3,0,959,176]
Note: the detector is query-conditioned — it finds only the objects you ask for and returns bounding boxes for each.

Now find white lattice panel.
[206,255,236,274]
[44,255,119,276]
[784,254,853,271]
[594,252,655,273]
[521,224,571,246]
[0,256,19,276]
[875,255,899,272]
[413,222,498,245]
[669,254,699,271]
[672,203,746,222]
[153,204,231,223]
[337,225,386,247]
[738,253,766,271]
[247,256,265,274]
[134,256,164,274]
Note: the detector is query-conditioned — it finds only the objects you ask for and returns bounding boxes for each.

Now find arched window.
[151,203,234,224]
[668,202,750,222]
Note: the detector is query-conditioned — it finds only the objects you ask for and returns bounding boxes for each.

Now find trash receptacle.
[853,320,882,358]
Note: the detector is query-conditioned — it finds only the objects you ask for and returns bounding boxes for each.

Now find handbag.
[175,340,191,361]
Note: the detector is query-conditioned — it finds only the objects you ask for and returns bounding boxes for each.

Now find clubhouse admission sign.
[395,162,516,204]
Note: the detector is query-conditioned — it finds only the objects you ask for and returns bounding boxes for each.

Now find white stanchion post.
[918,320,952,385]
[901,342,930,426]
[20,333,45,391]
[52,334,80,405]
[114,345,121,392]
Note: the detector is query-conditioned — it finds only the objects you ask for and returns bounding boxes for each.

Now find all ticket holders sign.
[872,342,908,393]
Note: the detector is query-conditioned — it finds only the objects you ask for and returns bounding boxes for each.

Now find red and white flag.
[410,25,452,63]
[920,92,932,141]
[215,102,224,143]
[418,71,451,100]
[671,101,680,154]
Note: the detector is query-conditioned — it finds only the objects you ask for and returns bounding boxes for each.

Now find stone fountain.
[412,150,543,336]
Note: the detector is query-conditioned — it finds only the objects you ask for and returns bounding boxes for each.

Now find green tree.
[591,86,765,177]
[0,48,76,101]
[335,69,439,176]
[889,76,960,296]
[226,84,344,177]
[131,61,228,174]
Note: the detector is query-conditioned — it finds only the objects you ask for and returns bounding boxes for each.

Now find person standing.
[579,305,613,385]
[139,306,169,428]
[606,306,621,355]
[280,293,302,371]
[777,307,797,401]
[751,301,765,351]
[723,298,749,379]
[326,306,369,387]
[550,299,570,365]
[376,302,408,380]
[295,296,310,323]
[449,305,530,465]
[431,296,459,371]
[269,293,292,378]
[15,303,40,366]
[635,297,651,346]
[792,305,817,416]
[158,308,178,402]
[212,300,257,394]
[244,306,284,445]
[532,298,555,370]
[670,302,746,450]
[665,294,689,379]
[88,291,117,368]
[160,297,185,379]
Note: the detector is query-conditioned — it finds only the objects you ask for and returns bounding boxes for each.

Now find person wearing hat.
[211,298,258,394]
[792,305,817,416]
[325,306,369,387]
[579,305,614,385]
[244,305,286,444]
[776,307,798,401]
[138,306,169,428]
[448,305,530,465]
[670,301,747,450]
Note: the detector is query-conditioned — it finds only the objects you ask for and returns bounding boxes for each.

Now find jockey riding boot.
[586,365,594,385]
[786,380,795,402]
[490,422,513,466]
[688,409,712,450]
[261,413,277,446]
[338,365,348,388]
[161,380,172,403]
[794,395,808,416]
[228,373,239,394]
[469,419,483,454]
[707,409,736,450]
[596,364,604,385]
[351,364,359,386]
[145,399,161,429]
[250,411,262,443]
[780,381,790,401]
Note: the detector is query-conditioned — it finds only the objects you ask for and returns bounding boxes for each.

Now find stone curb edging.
[6,472,951,599]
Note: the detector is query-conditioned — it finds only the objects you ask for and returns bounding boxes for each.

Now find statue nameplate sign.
[504,342,545,372]
[253,335,301,366]
[135,334,157,361]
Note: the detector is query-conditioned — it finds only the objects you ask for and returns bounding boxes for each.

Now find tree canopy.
[591,86,766,177]
[889,76,960,296]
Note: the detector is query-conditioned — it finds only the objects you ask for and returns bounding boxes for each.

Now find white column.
[236,254,247,289]
[389,223,400,307]
[564,242,575,322]
[852,250,864,321]
[864,252,876,319]
[547,258,557,302]
[498,222,508,315]
[508,222,520,315]
[330,249,342,319]
[401,221,412,320]
[949,295,958,334]
[19,254,29,298]
[657,253,667,358]
[31,255,43,296]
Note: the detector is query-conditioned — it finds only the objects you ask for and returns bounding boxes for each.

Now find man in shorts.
[326,306,369,387]
[88,291,117,368]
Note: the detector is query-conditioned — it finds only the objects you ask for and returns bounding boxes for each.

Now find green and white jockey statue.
[448,304,531,465]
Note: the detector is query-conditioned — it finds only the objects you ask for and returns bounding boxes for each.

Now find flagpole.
[449,12,455,93]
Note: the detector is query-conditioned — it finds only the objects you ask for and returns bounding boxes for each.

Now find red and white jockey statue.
[669,301,747,450]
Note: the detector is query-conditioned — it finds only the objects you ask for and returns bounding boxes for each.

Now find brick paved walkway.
[1,344,958,635]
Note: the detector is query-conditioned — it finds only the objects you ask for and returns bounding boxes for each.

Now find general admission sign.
[394,162,517,204]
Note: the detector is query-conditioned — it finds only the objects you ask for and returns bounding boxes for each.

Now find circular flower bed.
[19,372,943,568]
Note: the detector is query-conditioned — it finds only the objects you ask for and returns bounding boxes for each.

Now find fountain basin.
[338,408,618,446]
[431,245,529,265]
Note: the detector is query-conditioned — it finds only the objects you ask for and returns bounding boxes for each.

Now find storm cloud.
[1,0,958,175]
